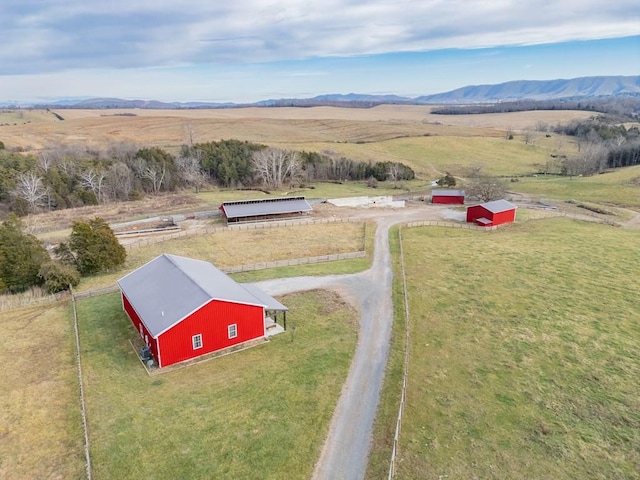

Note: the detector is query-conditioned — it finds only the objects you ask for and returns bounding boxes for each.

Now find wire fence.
[70,288,92,480]
[387,225,412,479]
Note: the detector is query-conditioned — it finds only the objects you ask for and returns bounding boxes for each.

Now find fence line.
[221,251,366,274]
[405,220,497,231]
[122,216,363,250]
[388,226,412,479]
[70,288,92,480]
[0,289,69,312]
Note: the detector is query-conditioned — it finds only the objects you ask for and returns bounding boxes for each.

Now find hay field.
[0,105,592,153]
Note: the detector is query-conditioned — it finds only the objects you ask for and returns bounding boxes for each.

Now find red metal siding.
[466,205,490,223]
[122,293,161,366]
[432,195,464,205]
[492,208,516,226]
[158,300,265,368]
[466,205,516,226]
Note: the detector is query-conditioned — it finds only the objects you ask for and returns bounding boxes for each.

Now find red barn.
[431,189,465,204]
[117,254,287,368]
[466,199,517,227]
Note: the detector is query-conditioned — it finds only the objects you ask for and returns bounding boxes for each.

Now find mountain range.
[17,75,640,109]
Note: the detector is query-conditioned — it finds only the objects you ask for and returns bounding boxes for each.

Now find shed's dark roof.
[117,254,282,337]
[480,199,517,213]
[431,189,465,197]
[221,196,312,219]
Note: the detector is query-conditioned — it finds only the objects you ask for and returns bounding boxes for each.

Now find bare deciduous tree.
[37,152,54,172]
[78,168,108,203]
[105,162,134,201]
[142,163,167,193]
[15,172,48,212]
[387,162,401,187]
[176,153,206,193]
[467,176,507,202]
[183,121,196,148]
[252,148,299,189]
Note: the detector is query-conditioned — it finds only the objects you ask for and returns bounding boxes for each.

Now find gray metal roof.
[432,189,465,197]
[117,254,279,338]
[221,196,312,219]
[241,284,288,311]
[481,199,517,213]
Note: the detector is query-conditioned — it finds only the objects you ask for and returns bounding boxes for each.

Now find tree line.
[0,139,414,215]
[431,96,640,119]
[548,119,640,176]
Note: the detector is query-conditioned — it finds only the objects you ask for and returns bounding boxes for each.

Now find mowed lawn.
[77,289,357,479]
[394,219,640,479]
[0,302,85,480]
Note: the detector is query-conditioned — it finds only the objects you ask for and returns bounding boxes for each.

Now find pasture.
[370,218,640,479]
[510,165,640,208]
[77,289,357,480]
[75,220,369,292]
[0,302,85,480]
[0,105,592,154]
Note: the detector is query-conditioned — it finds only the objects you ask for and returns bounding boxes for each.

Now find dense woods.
[0,139,414,216]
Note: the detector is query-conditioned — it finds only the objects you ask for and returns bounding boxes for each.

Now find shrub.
[38,262,80,293]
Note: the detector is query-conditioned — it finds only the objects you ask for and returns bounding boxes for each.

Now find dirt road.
[256,205,445,480]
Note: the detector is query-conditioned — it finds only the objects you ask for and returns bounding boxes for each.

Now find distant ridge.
[11,75,640,109]
[415,75,640,104]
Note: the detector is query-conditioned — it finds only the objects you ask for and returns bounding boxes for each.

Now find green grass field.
[278,135,577,179]
[374,218,640,479]
[77,290,357,479]
[511,165,640,207]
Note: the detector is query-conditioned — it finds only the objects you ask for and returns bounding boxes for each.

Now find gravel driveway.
[256,206,445,480]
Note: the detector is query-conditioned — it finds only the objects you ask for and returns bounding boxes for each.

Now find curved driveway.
[256,207,441,480]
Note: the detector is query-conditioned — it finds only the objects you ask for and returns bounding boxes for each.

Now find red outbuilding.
[466,199,517,227]
[431,189,465,204]
[117,254,287,368]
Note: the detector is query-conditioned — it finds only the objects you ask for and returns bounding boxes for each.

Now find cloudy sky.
[1,0,639,103]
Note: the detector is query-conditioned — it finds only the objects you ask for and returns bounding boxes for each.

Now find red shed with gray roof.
[431,189,465,204]
[466,199,517,227]
[220,196,312,224]
[117,254,287,368]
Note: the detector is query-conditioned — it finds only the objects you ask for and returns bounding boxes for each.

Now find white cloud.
[1,0,638,74]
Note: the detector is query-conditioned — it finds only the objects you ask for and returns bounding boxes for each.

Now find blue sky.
[1,1,639,103]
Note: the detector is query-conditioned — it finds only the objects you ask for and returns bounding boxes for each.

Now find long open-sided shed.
[431,189,465,204]
[117,253,288,368]
[220,196,312,224]
[466,199,517,227]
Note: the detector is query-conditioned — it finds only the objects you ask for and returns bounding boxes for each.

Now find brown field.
[0,106,593,153]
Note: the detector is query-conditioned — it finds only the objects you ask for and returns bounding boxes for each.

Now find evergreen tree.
[67,217,126,275]
[38,261,80,293]
[0,215,49,293]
